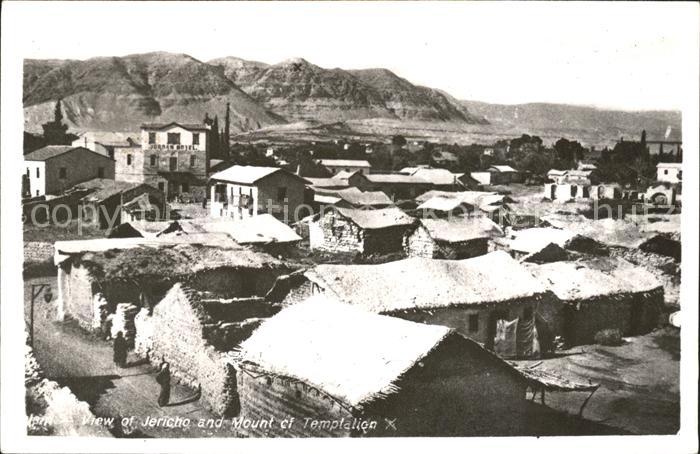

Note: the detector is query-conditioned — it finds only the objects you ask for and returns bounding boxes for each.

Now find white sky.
[5,1,699,111]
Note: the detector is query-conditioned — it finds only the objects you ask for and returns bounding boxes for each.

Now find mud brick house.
[404,216,504,260]
[53,236,291,333]
[302,251,562,357]
[526,258,664,346]
[348,172,432,200]
[656,162,682,184]
[209,166,308,223]
[309,206,416,255]
[114,122,210,202]
[235,296,530,437]
[134,283,282,415]
[24,146,116,197]
[77,178,166,229]
[315,159,372,176]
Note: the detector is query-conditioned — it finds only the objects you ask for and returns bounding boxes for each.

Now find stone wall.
[58,264,98,329]
[404,228,489,259]
[363,226,409,255]
[309,211,363,253]
[404,226,436,258]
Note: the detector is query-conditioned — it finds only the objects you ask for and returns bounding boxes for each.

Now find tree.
[223,103,231,155]
[553,138,585,166]
[391,135,407,147]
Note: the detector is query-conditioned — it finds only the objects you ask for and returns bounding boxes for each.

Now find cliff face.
[23,52,284,133]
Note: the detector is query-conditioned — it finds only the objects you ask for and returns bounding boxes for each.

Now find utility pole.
[28,283,53,348]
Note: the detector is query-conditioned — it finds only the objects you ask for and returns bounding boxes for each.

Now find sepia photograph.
[1,1,698,452]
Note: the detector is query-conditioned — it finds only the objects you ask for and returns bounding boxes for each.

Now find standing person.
[156,362,171,407]
[113,331,127,368]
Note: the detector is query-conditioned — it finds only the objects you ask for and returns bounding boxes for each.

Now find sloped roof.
[141,122,209,131]
[237,295,452,408]
[305,177,350,188]
[210,165,306,185]
[335,188,393,207]
[24,146,112,162]
[363,174,430,184]
[526,258,662,300]
[77,179,156,203]
[74,131,139,146]
[401,167,459,186]
[419,217,504,243]
[306,251,544,313]
[417,197,473,212]
[200,214,302,244]
[490,165,518,173]
[415,191,506,212]
[507,228,577,254]
[656,162,682,169]
[316,159,371,168]
[333,206,415,230]
[333,170,359,179]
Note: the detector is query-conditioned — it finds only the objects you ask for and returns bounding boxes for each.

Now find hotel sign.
[146,144,200,151]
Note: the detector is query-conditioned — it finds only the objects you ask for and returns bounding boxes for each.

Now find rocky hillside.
[23,52,284,133]
[460,100,682,143]
[209,57,485,124]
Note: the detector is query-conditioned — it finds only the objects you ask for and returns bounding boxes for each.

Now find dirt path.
[25,277,243,438]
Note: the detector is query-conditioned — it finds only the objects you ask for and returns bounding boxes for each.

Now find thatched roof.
[332,206,415,230]
[541,214,655,249]
[236,295,452,408]
[55,237,285,280]
[418,216,503,243]
[306,251,544,313]
[525,258,662,301]
[416,197,473,213]
[414,191,508,212]
[334,188,393,207]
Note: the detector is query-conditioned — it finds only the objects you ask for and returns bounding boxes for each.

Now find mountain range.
[23,52,681,146]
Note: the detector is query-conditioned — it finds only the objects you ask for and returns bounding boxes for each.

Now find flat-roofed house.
[23,146,116,197]
[115,122,210,202]
[656,162,682,184]
[209,165,309,223]
[235,295,530,437]
[304,251,562,357]
[309,206,416,255]
[315,159,372,176]
[471,165,522,185]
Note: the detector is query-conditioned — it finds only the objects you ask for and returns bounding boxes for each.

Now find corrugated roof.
[316,159,371,168]
[210,165,300,185]
[306,251,544,313]
[237,295,452,408]
[526,258,662,300]
[333,206,415,229]
[25,146,112,162]
[419,217,504,243]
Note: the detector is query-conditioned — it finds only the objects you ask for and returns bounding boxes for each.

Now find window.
[468,314,479,332]
[36,167,40,178]
[167,133,181,145]
[127,154,132,165]
[277,187,287,201]
[182,183,190,193]
[190,155,196,167]
[157,182,165,192]
[678,170,682,180]
[192,133,199,145]
[59,167,67,179]
[169,157,177,171]
[26,168,30,177]
[150,155,157,166]
[97,167,104,178]
[664,169,668,175]
[148,132,156,144]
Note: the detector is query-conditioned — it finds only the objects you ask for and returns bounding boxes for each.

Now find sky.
[5,1,699,111]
